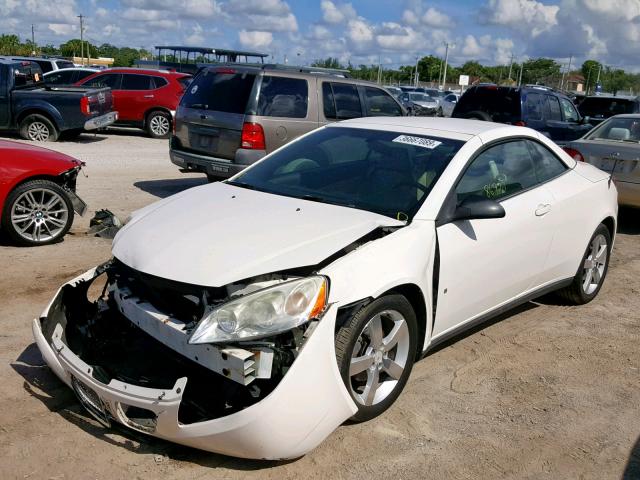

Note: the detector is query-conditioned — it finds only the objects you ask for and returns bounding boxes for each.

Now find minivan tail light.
[241,122,266,150]
[514,121,526,127]
[563,147,585,162]
[80,96,91,116]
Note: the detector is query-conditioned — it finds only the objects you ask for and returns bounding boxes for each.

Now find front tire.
[146,111,172,139]
[556,223,611,304]
[19,114,59,142]
[335,295,417,422]
[1,179,74,246]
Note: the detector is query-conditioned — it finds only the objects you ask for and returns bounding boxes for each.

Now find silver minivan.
[170,65,405,180]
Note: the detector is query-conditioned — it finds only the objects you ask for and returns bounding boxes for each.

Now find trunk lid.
[573,139,640,184]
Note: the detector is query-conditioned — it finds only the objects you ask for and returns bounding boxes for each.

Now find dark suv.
[170,65,404,180]
[452,85,593,143]
[578,95,640,126]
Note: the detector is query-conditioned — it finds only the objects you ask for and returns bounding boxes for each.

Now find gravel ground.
[0,130,639,480]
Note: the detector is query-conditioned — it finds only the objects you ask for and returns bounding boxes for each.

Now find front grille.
[111,259,228,324]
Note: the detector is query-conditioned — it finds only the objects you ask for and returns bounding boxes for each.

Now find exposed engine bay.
[40,260,318,425]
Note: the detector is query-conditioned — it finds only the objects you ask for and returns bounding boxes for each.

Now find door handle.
[144,95,154,98]
[535,203,551,216]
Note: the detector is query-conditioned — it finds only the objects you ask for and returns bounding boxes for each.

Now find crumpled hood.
[113,182,403,287]
[413,101,438,108]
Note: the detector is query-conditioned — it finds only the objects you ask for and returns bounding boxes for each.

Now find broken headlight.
[188,276,328,344]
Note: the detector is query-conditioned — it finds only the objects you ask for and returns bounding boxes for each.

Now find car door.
[119,74,154,122]
[558,97,592,142]
[361,86,403,117]
[254,75,317,153]
[433,139,556,336]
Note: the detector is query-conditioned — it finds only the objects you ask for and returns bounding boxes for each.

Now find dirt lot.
[0,131,639,479]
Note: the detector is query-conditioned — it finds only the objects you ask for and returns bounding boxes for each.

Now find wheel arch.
[143,107,172,127]
[16,108,60,130]
[382,283,427,360]
[601,215,616,243]
[0,174,68,228]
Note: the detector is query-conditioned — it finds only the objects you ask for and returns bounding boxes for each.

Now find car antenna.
[608,152,620,187]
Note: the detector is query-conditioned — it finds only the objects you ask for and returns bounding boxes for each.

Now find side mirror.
[580,116,591,125]
[452,196,505,222]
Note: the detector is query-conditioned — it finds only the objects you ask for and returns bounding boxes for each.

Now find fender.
[13,98,64,130]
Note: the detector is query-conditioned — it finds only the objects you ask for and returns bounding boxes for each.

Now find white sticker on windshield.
[392,135,442,149]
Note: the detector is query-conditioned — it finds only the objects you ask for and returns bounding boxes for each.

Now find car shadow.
[617,207,640,235]
[134,177,207,199]
[424,302,539,356]
[11,342,296,470]
[623,435,640,479]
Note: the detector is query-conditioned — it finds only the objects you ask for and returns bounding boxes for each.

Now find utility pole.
[560,55,572,91]
[518,64,523,87]
[77,14,84,66]
[414,56,419,87]
[508,53,514,80]
[377,55,382,85]
[31,24,36,55]
[441,42,450,89]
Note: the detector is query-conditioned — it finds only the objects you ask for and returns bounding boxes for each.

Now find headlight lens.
[188,276,328,344]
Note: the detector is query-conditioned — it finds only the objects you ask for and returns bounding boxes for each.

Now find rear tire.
[335,295,417,422]
[555,224,611,305]
[146,110,172,139]
[1,179,74,246]
[19,114,59,142]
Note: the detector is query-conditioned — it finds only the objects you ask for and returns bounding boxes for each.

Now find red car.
[77,68,191,138]
[0,140,86,246]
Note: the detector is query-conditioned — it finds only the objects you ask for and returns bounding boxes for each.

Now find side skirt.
[426,277,573,352]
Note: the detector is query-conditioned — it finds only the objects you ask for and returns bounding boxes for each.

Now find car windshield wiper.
[225,180,265,192]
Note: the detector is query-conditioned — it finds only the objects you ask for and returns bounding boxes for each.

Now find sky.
[1,0,640,70]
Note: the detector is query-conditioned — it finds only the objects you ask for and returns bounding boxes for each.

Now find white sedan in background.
[34,118,617,460]
[442,93,461,117]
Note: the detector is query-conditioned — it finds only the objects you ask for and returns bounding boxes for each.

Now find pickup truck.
[0,59,117,141]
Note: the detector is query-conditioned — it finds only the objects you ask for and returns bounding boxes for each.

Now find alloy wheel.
[27,121,51,141]
[582,233,608,295]
[348,310,411,406]
[10,188,69,243]
[150,115,170,137]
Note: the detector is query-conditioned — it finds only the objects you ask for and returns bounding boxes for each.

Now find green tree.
[520,58,561,85]
[311,57,345,69]
[0,34,21,55]
[60,39,98,58]
[460,61,485,78]
[581,60,603,92]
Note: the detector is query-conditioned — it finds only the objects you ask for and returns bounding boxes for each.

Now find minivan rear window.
[579,97,637,117]
[455,87,521,123]
[257,76,308,118]
[180,70,256,114]
[56,60,75,69]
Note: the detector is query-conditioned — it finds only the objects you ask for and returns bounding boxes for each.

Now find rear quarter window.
[455,87,521,123]
[579,98,637,117]
[180,70,256,114]
[257,76,308,118]
[323,82,362,120]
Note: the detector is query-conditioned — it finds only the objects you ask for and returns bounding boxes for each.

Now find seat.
[608,127,631,141]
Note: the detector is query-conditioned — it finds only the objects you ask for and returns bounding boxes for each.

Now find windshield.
[579,97,636,117]
[585,117,640,142]
[409,93,434,102]
[230,127,464,220]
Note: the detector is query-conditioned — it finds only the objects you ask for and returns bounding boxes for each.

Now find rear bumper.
[84,111,118,131]
[170,146,265,178]
[33,268,357,459]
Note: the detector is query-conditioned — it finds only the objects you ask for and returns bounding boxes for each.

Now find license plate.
[210,164,229,173]
[94,113,114,128]
[71,376,111,427]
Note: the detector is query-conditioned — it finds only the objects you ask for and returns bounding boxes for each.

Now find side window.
[331,83,362,119]
[75,70,96,82]
[322,82,336,119]
[363,86,402,116]
[44,72,65,84]
[525,93,543,121]
[445,94,456,102]
[121,74,152,90]
[257,76,308,118]
[151,76,168,89]
[34,60,53,73]
[526,141,567,182]
[456,140,538,203]
[85,73,120,89]
[546,96,562,121]
[560,98,579,122]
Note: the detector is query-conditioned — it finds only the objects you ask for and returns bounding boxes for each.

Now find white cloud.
[238,30,273,49]
[422,7,454,29]
[347,18,374,50]
[321,1,356,24]
[48,23,76,36]
[184,23,205,45]
[376,23,422,50]
[483,0,559,36]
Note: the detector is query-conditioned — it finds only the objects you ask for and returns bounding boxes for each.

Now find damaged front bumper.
[33,267,357,460]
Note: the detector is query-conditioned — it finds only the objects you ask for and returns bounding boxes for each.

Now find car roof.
[333,117,522,139]
[583,94,639,101]
[99,68,190,76]
[43,67,99,74]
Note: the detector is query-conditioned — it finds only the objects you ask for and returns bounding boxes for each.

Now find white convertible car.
[34,118,617,459]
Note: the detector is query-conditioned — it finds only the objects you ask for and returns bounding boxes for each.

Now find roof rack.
[203,62,351,78]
